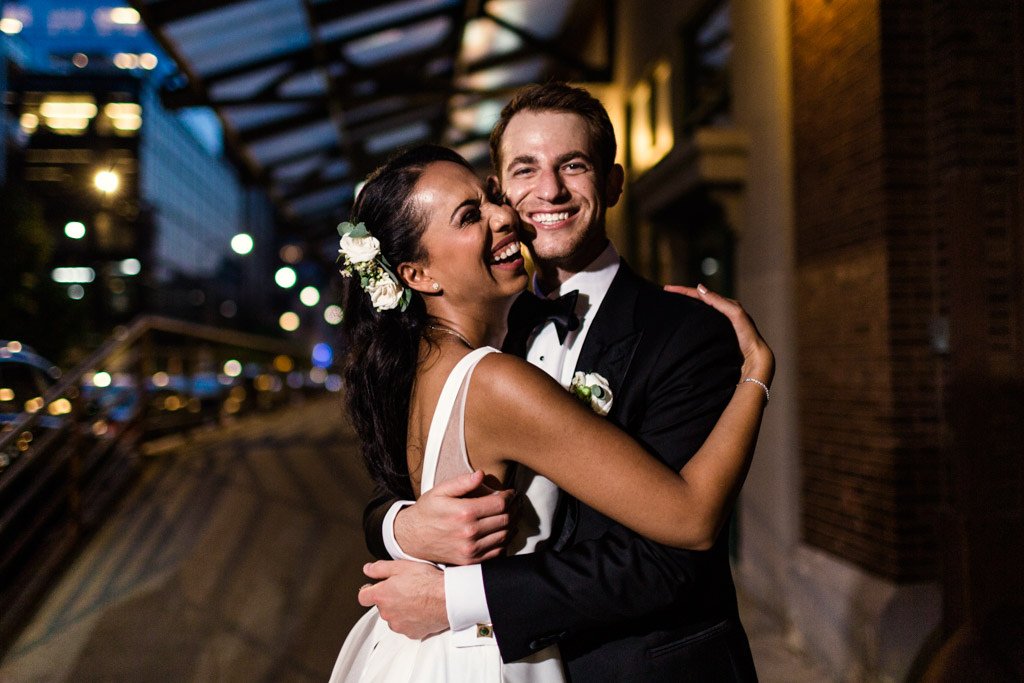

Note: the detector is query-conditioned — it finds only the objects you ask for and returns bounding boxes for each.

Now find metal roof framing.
[130,0,614,247]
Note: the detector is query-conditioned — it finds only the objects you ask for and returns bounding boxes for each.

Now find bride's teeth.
[491,242,520,263]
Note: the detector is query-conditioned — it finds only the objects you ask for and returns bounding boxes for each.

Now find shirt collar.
[532,241,620,303]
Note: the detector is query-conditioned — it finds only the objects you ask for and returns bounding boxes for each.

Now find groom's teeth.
[533,212,569,225]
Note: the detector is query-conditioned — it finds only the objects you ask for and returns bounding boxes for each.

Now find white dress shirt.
[383,242,622,645]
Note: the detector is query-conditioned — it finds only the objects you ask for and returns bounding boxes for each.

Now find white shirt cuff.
[382,500,420,561]
[444,564,495,647]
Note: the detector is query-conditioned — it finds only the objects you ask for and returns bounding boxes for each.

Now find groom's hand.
[359,560,448,639]
[393,470,515,565]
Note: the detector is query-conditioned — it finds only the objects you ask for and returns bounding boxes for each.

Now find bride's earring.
[432,282,440,291]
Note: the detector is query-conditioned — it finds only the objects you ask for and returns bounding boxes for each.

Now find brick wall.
[792,0,1023,586]
[792,0,923,580]
[925,0,1024,623]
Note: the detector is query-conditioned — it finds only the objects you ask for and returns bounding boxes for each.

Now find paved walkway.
[0,395,830,682]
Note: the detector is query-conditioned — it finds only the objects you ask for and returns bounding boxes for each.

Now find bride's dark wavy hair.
[341,144,474,499]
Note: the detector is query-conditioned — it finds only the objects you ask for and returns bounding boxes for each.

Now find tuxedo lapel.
[574,262,644,418]
[553,262,644,550]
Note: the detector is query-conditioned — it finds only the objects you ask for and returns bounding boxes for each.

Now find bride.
[328,145,773,682]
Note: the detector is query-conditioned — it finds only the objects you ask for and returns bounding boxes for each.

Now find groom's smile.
[529,209,578,228]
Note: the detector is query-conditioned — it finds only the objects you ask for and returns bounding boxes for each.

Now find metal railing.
[0,315,332,653]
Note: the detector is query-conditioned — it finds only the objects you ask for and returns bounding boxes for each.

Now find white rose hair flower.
[367,274,404,311]
[570,371,613,416]
[336,221,412,312]
[339,232,381,263]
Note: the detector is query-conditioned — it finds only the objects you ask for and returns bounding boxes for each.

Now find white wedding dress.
[329,347,566,683]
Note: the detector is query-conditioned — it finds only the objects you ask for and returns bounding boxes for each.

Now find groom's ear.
[604,163,624,208]
[398,261,437,295]
[486,175,504,201]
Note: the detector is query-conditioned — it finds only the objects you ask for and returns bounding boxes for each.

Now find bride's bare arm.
[466,292,772,551]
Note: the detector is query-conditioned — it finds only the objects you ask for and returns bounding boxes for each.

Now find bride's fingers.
[663,284,700,297]
[664,284,743,318]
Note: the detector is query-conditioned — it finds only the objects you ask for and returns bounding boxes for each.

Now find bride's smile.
[488,235,522,268]
[400,161,528,322]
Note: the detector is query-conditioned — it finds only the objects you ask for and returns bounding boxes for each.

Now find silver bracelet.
[741,378,770,404]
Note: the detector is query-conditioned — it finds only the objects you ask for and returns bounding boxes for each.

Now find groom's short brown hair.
[489,82,617,179]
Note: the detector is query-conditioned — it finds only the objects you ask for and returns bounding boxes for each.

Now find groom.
[359,83,758,682]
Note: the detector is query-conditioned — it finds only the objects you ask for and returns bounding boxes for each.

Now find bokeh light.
[275,267,297,288]
[95,170,119,192]
[312,343,333,367]
[48,398,72,415]
[0,18,24,34]
[279,244,303,264]
[324,305,343,325]
[300,286,320,306]
[110,7,140,24]
[64,221,86,239]
[279,311,300,331]
[231,233,253,255]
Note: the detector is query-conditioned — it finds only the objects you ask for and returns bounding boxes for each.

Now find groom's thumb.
[430,469,485,498]
[363,560,397,580]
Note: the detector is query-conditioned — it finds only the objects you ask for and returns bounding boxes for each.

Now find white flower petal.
[339,234,381,263]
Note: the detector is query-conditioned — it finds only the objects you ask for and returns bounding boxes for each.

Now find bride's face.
[409,161,527,305]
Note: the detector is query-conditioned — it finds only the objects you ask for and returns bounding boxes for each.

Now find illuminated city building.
[1,1,275,346]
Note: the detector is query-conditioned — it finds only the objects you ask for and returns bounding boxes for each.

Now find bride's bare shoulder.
[470,352,567,409]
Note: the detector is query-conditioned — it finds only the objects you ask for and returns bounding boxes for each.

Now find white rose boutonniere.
[570,371,613,416]
[366,273,404,311]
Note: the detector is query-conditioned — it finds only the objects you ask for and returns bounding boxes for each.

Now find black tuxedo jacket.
[363,262,758,682]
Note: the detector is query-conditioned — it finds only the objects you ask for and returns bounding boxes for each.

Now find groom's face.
[497,110,622,270]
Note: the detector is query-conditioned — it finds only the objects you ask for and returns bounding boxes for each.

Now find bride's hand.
[664,284,775,387]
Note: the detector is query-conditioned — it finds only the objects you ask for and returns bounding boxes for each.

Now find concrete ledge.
[786,545,941,682]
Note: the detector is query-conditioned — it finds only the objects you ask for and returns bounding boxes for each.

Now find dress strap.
[420,346,498,494]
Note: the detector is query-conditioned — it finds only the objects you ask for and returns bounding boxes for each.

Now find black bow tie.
[503,290,581,355]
